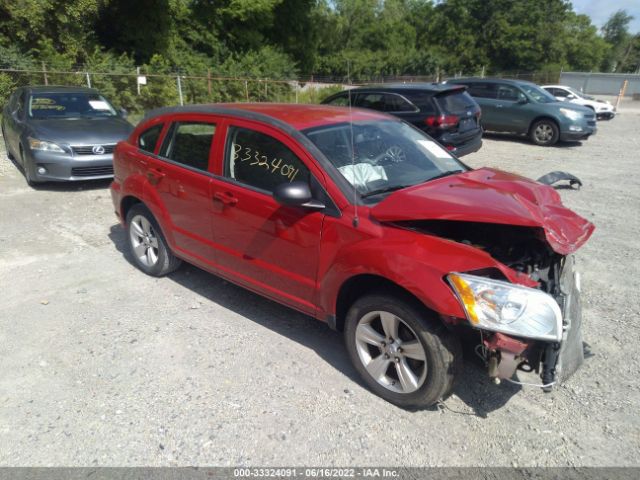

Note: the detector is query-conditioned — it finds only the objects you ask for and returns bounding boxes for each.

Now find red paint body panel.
[371,168,594,255]
[110,104,594,329]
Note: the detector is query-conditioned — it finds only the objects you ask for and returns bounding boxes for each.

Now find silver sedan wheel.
[534,123,553,143]
[354,310,427,394]
[129,214,160,267]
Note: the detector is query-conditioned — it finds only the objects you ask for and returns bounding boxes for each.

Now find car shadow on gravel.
[482,131,583,148]
[109,222,525,416]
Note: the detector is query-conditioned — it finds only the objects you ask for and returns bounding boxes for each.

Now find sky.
[572,0,640,33]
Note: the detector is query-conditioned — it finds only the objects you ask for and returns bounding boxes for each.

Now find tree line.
[1,0,638,110]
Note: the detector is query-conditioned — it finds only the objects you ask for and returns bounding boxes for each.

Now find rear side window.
[138,124,163,153]
[383,94,417,112]
[434,91,477,113]
[467,83,497,99]
[161,122,216,171]
[225,127,310,193]
[403,92,436,114]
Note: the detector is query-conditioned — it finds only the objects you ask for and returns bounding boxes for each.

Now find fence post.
[481,65,485,78]
[207,68,212,97]
[177,74,184,106]
[42,62,48,85]
[615,80,629,112]
[85,72,91,88]
[244,81,249,101]
[136,67,141,95]
[295,82,299,104]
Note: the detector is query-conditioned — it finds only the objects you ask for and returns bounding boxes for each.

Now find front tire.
[125,204,182,276]
[19,145,36,186]
[344,292,461,408]
[530,119,559,146]
[1,126,15,160]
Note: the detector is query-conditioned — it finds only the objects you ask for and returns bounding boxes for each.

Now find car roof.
[344,83,465,94]
[446,77,538,87]
[541,85,572,89]
[26,85,100,94]
[145,103,393,131]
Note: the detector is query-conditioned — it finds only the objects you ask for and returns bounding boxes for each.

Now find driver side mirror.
[273,181,325,210]
[517,94,528,104]
[118,107,128,119]
[566,94,576,100]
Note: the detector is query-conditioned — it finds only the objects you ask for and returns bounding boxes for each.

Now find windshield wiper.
[427,170,464,182]
[360,184,412,198]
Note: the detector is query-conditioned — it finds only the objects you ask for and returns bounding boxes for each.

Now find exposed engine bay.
[397,219,583,389]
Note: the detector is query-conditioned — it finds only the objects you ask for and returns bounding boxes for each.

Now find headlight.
[559,108,582,120]
[447,273,562,342]
[28,137,65,153]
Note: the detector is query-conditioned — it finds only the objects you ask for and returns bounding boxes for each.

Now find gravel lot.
[1,100,639,467]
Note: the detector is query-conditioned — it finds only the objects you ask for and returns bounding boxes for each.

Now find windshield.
[566,87,594,100]
[520,84,558,104]
[304,120,467,200]
[29,92,117,119]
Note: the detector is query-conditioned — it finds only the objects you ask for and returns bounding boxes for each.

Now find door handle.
[496,104,504,108]
[213,191,238,206]
[146,168,165,185]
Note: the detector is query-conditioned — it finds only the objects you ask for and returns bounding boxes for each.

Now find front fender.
[318,225,535,320]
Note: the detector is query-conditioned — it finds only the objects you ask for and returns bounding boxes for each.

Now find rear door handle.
[213,191,238,206]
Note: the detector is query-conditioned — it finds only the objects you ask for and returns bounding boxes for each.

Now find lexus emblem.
[92,145,106,155]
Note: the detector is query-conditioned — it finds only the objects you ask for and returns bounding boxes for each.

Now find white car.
[542,85,615,120]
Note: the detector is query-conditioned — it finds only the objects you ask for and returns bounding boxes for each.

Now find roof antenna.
[347,60,359,228]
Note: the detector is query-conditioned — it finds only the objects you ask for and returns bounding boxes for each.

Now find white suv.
[542,85,615,120]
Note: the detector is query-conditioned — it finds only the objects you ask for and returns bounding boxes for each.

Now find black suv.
[321,84,482,157]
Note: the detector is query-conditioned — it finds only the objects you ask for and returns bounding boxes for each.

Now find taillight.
[424,114,459,129]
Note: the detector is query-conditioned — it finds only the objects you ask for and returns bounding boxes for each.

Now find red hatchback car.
[110,104,594,408]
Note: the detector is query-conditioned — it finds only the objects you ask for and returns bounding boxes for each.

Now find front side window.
[28,92,117,119]
[225,127,310,193]
[325,94,350,107]
[520,84,557,103]
[355,93,385,111]
[304,120,467,200]
[496,85,520,102]
[138,124,163,153]
[161,122,216,171]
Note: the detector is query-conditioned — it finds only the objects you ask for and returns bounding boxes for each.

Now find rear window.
[434,91,477,113]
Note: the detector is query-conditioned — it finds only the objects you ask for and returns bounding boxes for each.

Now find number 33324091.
[232,144,299,182]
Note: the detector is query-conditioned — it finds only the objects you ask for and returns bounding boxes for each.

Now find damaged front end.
[400,219,586,390]
[371,168,594,391]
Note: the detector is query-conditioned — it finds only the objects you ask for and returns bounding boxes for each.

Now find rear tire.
[530,119,559,146]
[125,204,182,276]
[344,292,461,409]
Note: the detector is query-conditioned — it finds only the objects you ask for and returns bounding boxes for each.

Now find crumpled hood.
[30,117,133,145]
[370,168,594,255]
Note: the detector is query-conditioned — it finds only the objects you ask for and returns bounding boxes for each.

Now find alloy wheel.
[354,310,428,393]
[534,124,553,143]
[129,214,160,267]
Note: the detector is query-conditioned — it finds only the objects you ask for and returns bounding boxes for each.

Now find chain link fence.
[0,65,565,115]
